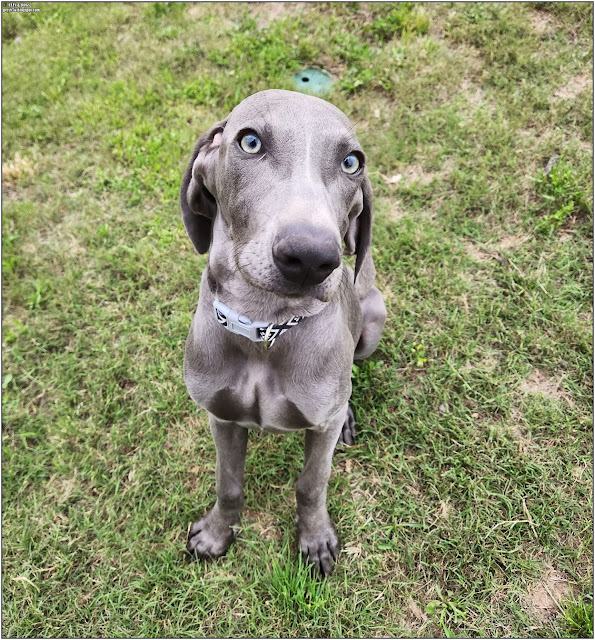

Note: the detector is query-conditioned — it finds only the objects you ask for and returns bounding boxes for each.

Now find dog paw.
[337,405,356,446]
[186,509,239,560]
[298,526,340,577]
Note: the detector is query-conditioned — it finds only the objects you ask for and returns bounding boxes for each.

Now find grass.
[562,596,594,638]
[2,2,592,637]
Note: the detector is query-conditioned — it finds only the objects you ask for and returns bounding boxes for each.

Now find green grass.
[562,596,594,638]
[2,2,592,637]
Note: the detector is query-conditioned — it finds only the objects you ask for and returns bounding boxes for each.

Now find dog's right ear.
[180,119,227,254]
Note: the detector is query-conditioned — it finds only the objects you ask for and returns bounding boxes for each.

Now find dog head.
[181,89,372,302]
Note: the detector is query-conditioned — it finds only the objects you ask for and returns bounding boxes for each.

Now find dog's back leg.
[337,254,387,446]
[354,286,386,360]
[353,251,387,360]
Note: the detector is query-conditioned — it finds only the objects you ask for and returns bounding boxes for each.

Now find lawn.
[2,2,593,637]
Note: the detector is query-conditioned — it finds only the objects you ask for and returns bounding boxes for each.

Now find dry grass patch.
[185,1,235,29]
[349,483,380,508]
[529,11,556,36]
[509,424,533,455]
[554,72,591,100]
[380,158,454,193]
[462,351,500,374]
[377,197,407,222]
[2,152,34,186]
[400,163,438,187]
[170,415,211,456]
[460,77,486,109]
[242,508,281,541]
[464,242,493,263]
[407,597,429,625]
[451,43,483,73]
[247,1,309,27]
[491,233,531,251]
[519,370,574,406]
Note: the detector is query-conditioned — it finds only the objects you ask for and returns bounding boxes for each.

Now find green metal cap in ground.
[292,67,335,96]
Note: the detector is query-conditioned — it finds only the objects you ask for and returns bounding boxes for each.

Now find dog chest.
[185,361,347,432]
[206,385,312,431]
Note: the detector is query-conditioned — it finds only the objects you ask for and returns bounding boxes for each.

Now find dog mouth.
[231,242,343,306]
[236,259,339,302]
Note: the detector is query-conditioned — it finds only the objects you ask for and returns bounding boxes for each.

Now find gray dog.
[180,89,386,576]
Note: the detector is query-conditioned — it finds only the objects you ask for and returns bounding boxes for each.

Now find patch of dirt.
[577,139,593,153]
[2,184,22,200]
[464,242,492,263]
[519,370,574,406]
[431,499,452,524]
[529,11,555,35]
[462,352,500,374]
[465,237,529,267]
[571,464,588,480]
[186,3,235,32]
[526,569,570,621]
[459,270,498,288]
[517,128,535,138]
[402,163,436,186]
[57,475,78,505]
[186,4,202,18]
[173,416,212,456]
[554,72,591,100]
[382,198,406,222]
[382,158,453,192]
[492,233,530,251]
[248,2,308,27]
[242,509,281,541]
[452,44,483,73]
[399,598,430,632]
[406,483,421,497]
[508,423,532,454]
[461,78,485,108]
[579,309,593,325]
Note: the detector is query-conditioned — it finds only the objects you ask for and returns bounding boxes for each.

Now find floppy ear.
[344,172,373,281]
[180,119,227,254]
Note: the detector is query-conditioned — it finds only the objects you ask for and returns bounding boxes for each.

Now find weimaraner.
[180,89,386,576]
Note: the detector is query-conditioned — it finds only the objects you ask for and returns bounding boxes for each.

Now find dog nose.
[273,224,341,286]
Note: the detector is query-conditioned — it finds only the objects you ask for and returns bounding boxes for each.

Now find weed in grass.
[531,158,592,235]
[426,585,468,638]
[409,342,428,368]
[26,281,46,310]
[367,4,430,43]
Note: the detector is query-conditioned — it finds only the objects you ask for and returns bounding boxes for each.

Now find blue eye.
[239,132,262,154]
[341,154,361,174]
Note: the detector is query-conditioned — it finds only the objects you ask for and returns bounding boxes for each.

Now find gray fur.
[181,90,386,576]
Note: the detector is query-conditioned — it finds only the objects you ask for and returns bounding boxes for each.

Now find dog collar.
[213,300,303,349]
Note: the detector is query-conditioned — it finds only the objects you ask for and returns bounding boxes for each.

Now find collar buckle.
[213,300,264,342]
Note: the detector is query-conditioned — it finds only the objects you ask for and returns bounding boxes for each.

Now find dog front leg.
[187,414,248,559]
[295,411,345,576]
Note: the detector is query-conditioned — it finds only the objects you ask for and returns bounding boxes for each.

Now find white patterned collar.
[213,300,303,349]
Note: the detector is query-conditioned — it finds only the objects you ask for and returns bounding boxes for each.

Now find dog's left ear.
[344,172,373,281]
[180,118,227,254]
